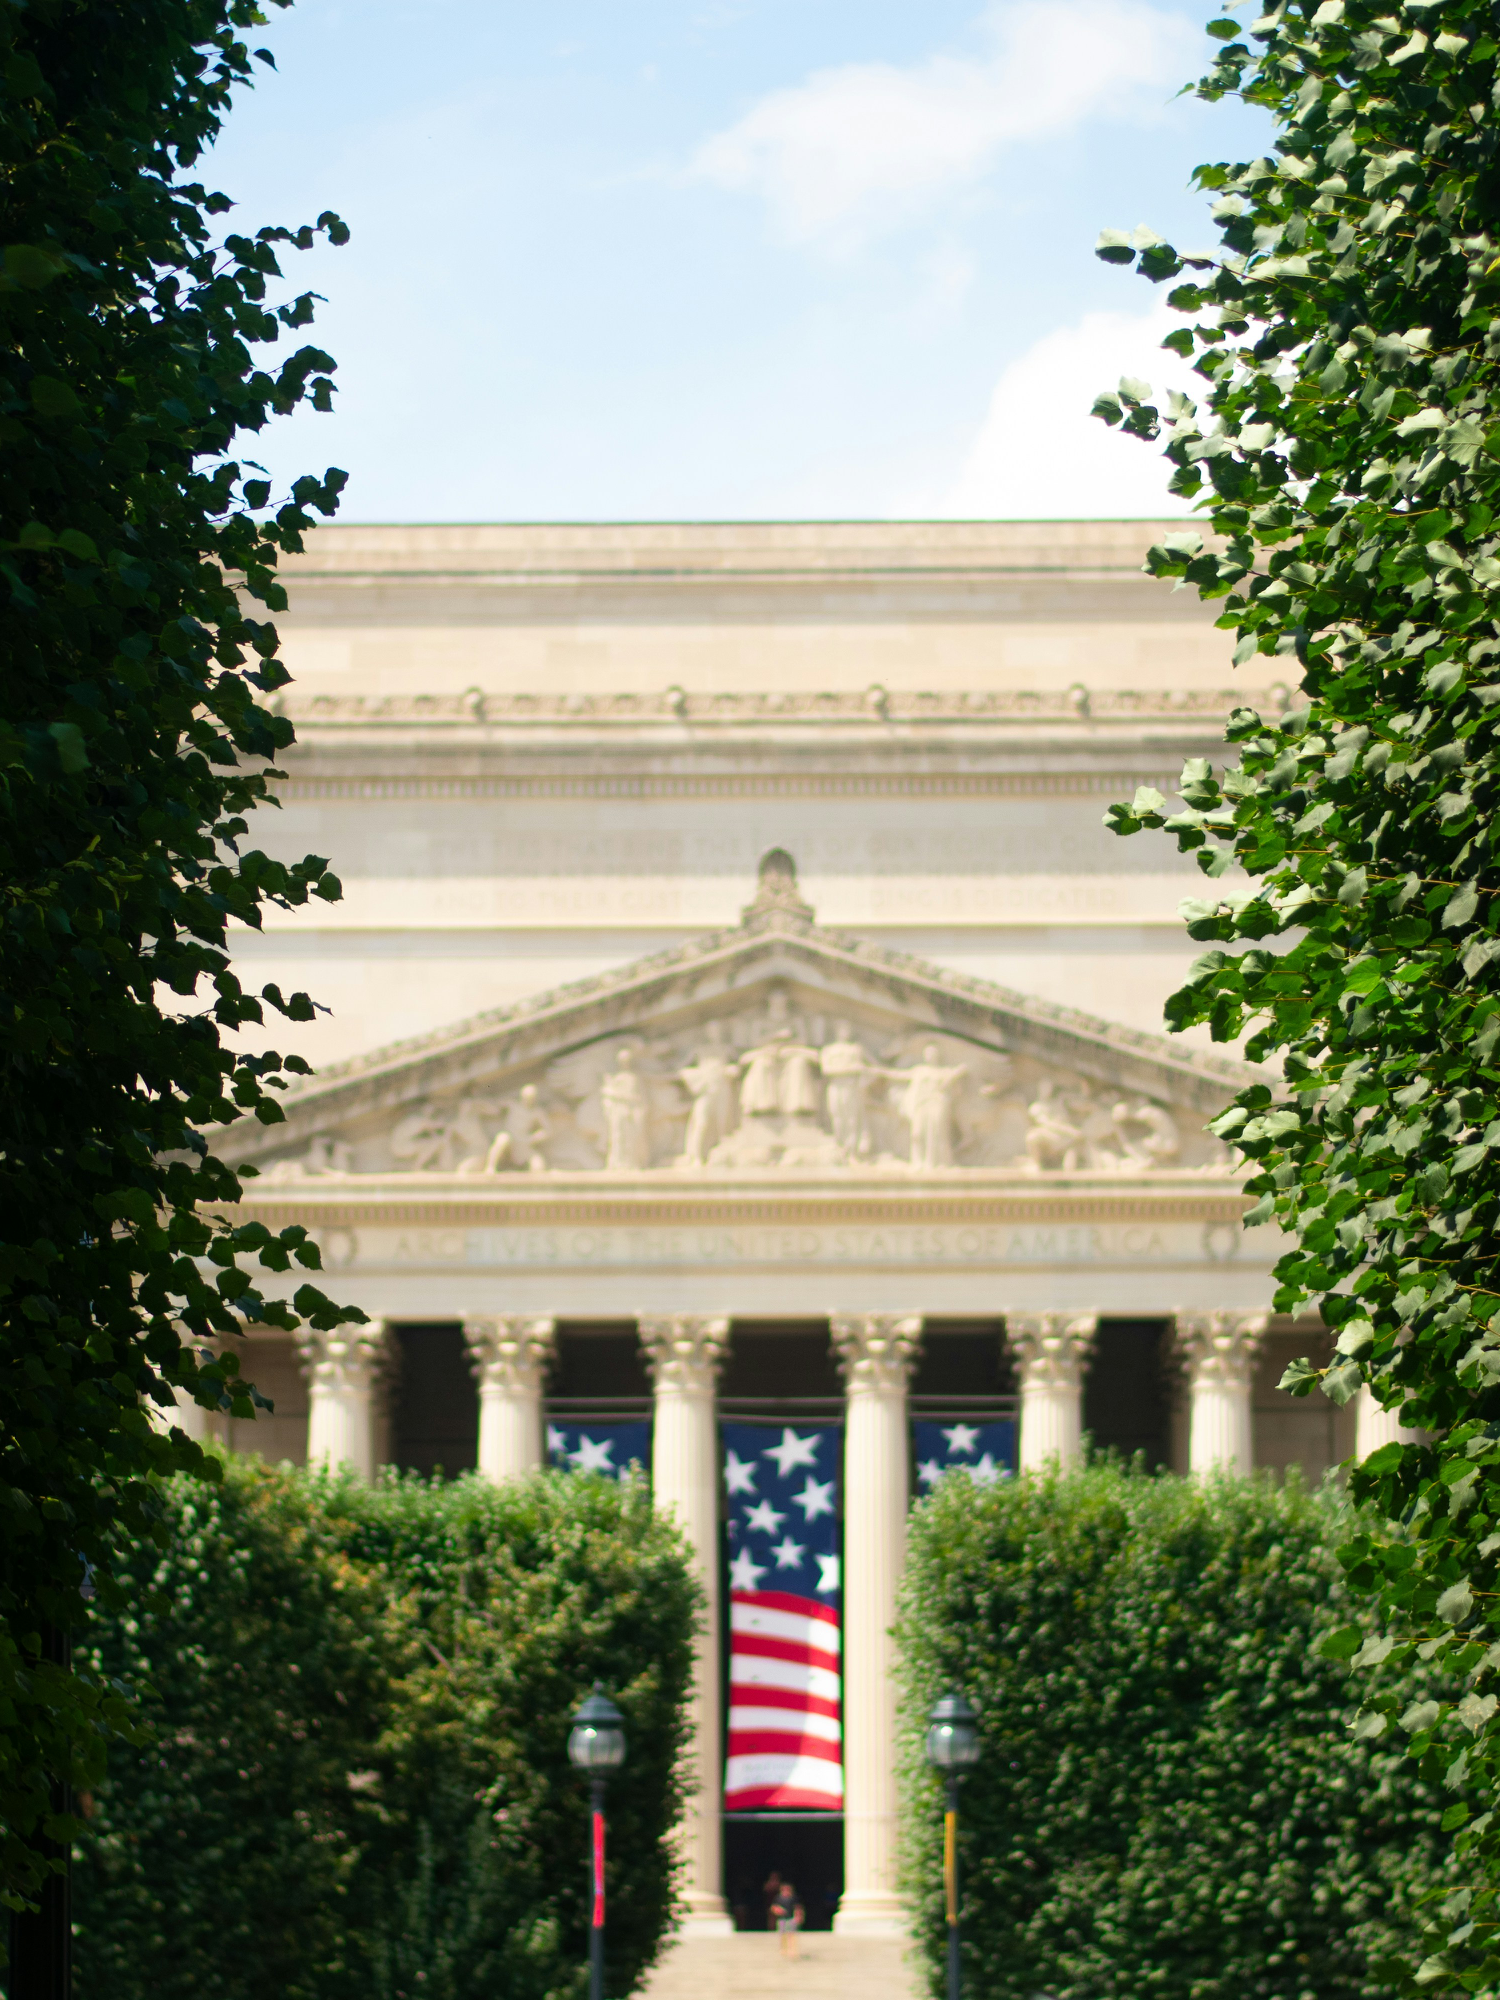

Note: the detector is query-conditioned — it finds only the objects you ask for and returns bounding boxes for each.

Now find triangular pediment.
[223,857,1255,1183]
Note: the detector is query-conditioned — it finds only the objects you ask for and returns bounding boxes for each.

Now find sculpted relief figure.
[262,1131,354,1181]
[897,1044,969,1169]
[1109,1097,1180,1172]
[476,1084,552,1173]
[819,1021,885,1161]
[601,1048,652,1171]
[675,1022,741,1167]
[738,1025,822,1120]
[391,1103,455,1173]
[1022,1077,1088,1173]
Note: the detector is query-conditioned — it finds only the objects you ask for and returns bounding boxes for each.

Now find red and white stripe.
[724,1590,843,1810]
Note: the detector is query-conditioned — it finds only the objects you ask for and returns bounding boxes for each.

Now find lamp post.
[925,1693,981,2000]
[568,1685,627,2000]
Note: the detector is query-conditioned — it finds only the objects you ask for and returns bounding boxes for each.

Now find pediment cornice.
[221,859,1260,1189]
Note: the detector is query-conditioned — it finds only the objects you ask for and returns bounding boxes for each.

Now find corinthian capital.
[1006,1313,1098,1394]
[464,1316,556,1396]
[296,1319,388,1397]
[639,1316,730,1396]
[1175,1311,1269,1393]
[831,1314,923,1397]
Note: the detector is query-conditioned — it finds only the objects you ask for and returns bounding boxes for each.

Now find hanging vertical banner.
[546,1421,652,1479]
[912,1419,1016,1491]
[721,1422,843,1813]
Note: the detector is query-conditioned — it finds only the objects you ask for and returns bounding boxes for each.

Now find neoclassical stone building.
[201,521,1373,1935]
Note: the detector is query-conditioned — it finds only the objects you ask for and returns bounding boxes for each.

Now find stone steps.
[638,1932,923,2000]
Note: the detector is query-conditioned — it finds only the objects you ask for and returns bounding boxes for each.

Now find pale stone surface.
[1008,1312,1098,1470]
[831,1315,922,1935]
[1177,1312,1271,1473]
[464,1315,555,1479]
[640,1316,734,1932]
[639,1931,921,2000]
[1355,1383,1419,1458]
[230,520,1286,1073]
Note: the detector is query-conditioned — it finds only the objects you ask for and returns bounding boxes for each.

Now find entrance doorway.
[723,1817,843,1933]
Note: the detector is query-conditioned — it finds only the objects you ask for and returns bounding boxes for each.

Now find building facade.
[202,521,1368,1933]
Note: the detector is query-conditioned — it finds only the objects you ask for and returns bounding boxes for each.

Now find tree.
[898,1467,1443,2000]
[0,0,360,1924]
[1095,2,1500,1987]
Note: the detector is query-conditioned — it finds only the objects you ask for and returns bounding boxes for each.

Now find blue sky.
[208,1,1271,521]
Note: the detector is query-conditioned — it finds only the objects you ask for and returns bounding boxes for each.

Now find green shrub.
[71,1458,698,2000]
[898,1466,1446,2000]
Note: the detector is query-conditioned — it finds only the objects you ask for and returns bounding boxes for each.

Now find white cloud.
[691,0,1197,247]
[935,302,1198,518]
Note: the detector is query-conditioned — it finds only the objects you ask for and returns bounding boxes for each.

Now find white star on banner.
[724,1449,757,1495]
[764,1428,821,1478]
[793,1475,835,1523]
[943,1423,980,1456]
[745,1500,786,1536]
[771,1536,807,1570]
[571,1434,616,1474]
[547,1425,567,1455]
[917,1459,943,1488]
[730,1547,768,1592]
[972,1453,1003,1487]
[816,1553,841,1594]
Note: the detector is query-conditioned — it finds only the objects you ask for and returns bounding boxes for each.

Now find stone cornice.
[275,768,1190,802]
[271,519,1214,588]
[217,906,1259,1165]
[224,1177,1256,1232]
[275,685,1279,733]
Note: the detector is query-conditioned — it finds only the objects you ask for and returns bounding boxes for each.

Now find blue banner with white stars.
[546,1421,652,1479]
[722,1423,841,1604]
[913,1419,1015,1492]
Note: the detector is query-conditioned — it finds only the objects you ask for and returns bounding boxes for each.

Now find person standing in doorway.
[762,1869,782,1931]
[769,1877,804,1960]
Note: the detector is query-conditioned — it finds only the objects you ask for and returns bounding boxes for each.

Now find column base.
[832,1895,908,1937]
[677,1894,734,1936]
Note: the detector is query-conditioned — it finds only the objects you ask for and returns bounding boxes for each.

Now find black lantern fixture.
[924,1693,981,2000]
[568,1686,627,2000]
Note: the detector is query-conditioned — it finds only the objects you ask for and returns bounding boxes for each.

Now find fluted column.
[1007,1313,1098,1470]
[297,1320,388,1479]
[464,1316,556,1479]
[830,1312,923,1935]
[639,1314,732,1934]
[1176,1312,1269,1473]
[1355,1382,1418,1459]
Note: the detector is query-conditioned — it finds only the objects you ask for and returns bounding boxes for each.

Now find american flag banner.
[546,1421,652,1479]
[913,1419,1016,1492]
[721,1422,843,1813]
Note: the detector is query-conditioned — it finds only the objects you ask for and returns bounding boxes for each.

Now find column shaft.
[464,1316,556,1480]
[831,1313,923,1936]
[1176,1312,1269,1473]
[1007,1314,1097,1472]
[1355,1383,1418,1459]
[639,1315,732,1934]
[298,1321,388,1479]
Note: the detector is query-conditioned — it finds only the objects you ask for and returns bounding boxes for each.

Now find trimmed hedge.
[71,1460,698,2000]
[898,1467,1446,2000]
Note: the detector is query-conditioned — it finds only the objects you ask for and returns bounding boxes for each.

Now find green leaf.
[1437,1581,1474,1624]
[1322,1357,1364,1406]
[29,374,81,420]
[47,722,88,774]
[1317,1624,1363,1660]
[3,241,68,290]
